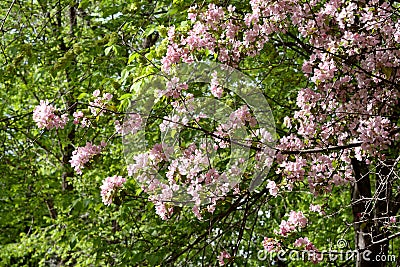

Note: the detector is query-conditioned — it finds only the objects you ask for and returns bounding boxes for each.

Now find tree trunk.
[60,2,78,191]
[351,159,392,267]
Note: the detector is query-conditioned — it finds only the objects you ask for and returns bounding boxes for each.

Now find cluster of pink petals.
[89,90,113,116]
[192,205,202,220]
[277,211,308,236]
[161,26,194,71]
[69,141,106,174]
[293,237,322,263]
[72,111,90,127]
[273,0,399,177]
[127,141,234,220]
[218,251,231,266]
[309,204,325,215]
[115,113,143,135]
[227,105,257,129]
[262,237,281,252]
[212,125,230,149]
[154,201,174,220]
[210,71,223,98]
[160,1,400,202]
[33,100,69,130]
[294,237,316,250]
[266,180,278,197]
[213,106,258,148]
[358,116,392,154]
[159,114,189,132]
[100,175,126,205]
[158,77,188,99]
[117,0,400,228]
[160,4,245,72]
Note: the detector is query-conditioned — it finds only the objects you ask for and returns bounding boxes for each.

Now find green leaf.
[128,53,139,64]
[167,8,179,16]
[118,93,132,100]
[143,26,156,37]
[120,69,130,83]
[77,92,88,100]
[78,0,89,9]
[104,46,113,56]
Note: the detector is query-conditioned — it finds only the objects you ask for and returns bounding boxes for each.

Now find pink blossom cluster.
[276,134,304,152]
[160,1,400,201]
[171,93,195,113]
[266,180,278,197]
[161,3,267,71]
[274,0,399,163]
[159,114,189,132]
[89,89,113,116]
[253,128,276,172]
[277,156,307,183]
[210,71,223,98]
[157,77,188,99]
[262,236,321,263]
[165,143,232,211]
[127,144,173,178]
[254,148,275,177]
[309,204,325,215]
[161,4,229,71]
[277,211,308,236]
[227,105,257,129]
[293,237,316,250]
[154,201,173,220]
[192,205,202,220]
[213,106,257,148]
[33,100,69,130]
[113,0,400,240]
[293,237,321,263]
[262,237,281,252]
[127,141,234,219]
[357,116,392,154]
[161,27,194,71]
[115,113,143,135]
[284,153,352,195]
[218,251,231,266]
[100,175,126,205]
[72,110,90,127]
[212,125,230,149]
[69,141,106,174]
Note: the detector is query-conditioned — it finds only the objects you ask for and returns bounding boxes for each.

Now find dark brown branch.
[45,198,57,219]
[0,0,16,32]
[280,141,363,155]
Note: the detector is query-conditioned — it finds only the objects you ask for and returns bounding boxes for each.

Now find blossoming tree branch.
[2,0,399,266]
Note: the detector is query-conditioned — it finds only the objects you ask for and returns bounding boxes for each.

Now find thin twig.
[0,0,16,32]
